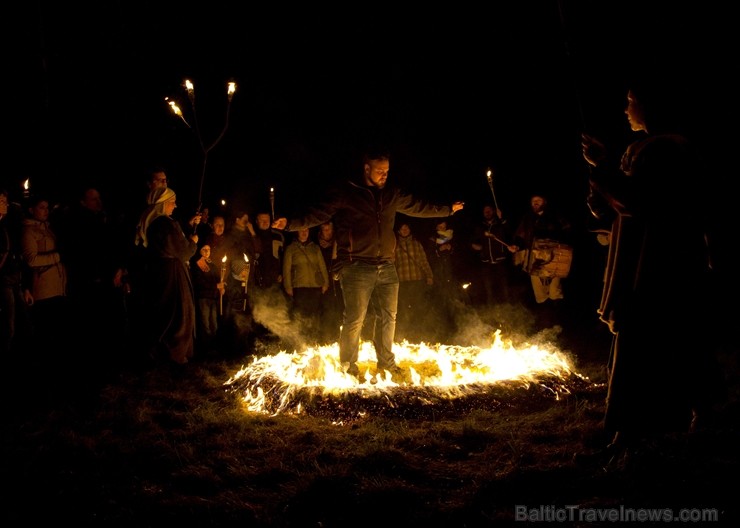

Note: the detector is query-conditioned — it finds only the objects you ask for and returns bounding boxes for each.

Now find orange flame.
[226,330,588,417]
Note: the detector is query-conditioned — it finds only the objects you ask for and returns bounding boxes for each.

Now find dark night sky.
[5,1,735,229]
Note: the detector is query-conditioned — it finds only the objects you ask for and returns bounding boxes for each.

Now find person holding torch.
[220,207,258,356]
[190,244,224,358]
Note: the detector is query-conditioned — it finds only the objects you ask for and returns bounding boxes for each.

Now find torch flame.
[243,253,249,263]
[166,98,183,117]
[222,255,227,263]
[23,179,30,190]
[165,97,191,128]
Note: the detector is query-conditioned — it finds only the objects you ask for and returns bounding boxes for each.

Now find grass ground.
[2,300,738,527]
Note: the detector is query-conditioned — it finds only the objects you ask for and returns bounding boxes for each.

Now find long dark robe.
[590,133,717,436]
[144,215,198,364]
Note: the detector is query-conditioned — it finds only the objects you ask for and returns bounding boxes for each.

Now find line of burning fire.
[223,333,601,421]
[225,371,599,422]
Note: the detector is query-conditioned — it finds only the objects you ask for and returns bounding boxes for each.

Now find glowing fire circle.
[225,331,598,421]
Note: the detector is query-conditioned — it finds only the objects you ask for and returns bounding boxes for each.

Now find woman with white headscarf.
[137,187,199,365]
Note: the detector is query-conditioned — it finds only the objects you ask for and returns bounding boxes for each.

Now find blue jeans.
[338,260,399,373]
[197,297,219,343]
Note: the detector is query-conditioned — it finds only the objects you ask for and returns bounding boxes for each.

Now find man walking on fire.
[272,144,464,381]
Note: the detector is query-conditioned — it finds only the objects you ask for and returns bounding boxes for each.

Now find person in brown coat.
[581,74,720,458]
[136,187,199,366]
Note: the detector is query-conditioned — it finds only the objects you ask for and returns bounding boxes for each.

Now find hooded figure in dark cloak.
[581,74,720,451]
[136,187,198,365]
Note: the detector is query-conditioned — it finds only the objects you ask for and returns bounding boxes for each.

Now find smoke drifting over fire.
[226,291,596,420]
[248,281,555,355]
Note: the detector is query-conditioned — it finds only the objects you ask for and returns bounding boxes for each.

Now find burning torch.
[486,168,499,211]
[219,255,227,316]
[484,167,515,251]
[165,78,237,220]
[269,187,275,221]
[242,253,250,312]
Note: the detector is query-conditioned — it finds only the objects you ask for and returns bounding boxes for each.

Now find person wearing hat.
[136,187,199,366]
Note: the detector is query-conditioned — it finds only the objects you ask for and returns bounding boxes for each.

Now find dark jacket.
[254,227,284,288]
[143,215,198,364]
[286,180,453,264]
[472,218,512,264]
[513,207,571,250]
[0,212,25,288]
[590,132,716,435]
[190,258,222,301]
[590,133,709,333]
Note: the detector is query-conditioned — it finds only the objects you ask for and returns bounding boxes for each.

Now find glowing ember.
[225,330,595,420]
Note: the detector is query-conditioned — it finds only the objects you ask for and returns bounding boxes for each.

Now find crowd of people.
[1,70,729,462]
[0,164,594,377]
[2,153,585,390]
